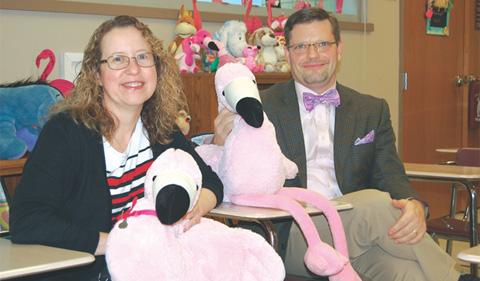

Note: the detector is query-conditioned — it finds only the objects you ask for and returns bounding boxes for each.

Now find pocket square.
[354,130,375,145]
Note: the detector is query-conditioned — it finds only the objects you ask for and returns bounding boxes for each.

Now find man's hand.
[388,199,426,244]
[183,189,217,232]
[212,109,236,145]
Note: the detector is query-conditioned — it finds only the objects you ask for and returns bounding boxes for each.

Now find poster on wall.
[425,0,453,36]
[469,80,480,129]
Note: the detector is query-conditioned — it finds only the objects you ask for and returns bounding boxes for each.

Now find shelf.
[0,158,27,177]
[0,0,374,32]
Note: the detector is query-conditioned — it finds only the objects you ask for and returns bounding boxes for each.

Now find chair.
[427,147,480,254]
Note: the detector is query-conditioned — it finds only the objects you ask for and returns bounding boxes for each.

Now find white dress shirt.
[294,81,343,199]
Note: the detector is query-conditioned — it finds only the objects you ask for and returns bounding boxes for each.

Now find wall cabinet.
[181,72,291,136]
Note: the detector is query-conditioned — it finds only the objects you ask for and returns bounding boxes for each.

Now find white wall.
[0,1,400,135]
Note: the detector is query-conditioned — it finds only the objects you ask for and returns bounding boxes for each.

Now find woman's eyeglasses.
[100,52,156,70]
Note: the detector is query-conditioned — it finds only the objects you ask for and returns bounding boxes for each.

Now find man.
[214,8,477,281]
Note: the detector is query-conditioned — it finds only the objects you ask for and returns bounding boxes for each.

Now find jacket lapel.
[268,81,307,187]
[334,84,356,190]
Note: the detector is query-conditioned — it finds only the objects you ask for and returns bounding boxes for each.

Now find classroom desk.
[404,162,480,275]
[209,201,353,252]
[0,238,94,280]
[435,148,459,154]
[0,158,26,177]
[458,245,480,264]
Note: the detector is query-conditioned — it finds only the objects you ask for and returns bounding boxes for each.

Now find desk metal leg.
[466,182,478,276]
[254,219,278,252]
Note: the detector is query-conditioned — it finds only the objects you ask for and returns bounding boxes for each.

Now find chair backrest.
[456,148,480,167]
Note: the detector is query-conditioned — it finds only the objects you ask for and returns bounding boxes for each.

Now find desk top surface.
[404,162,480,181]
[458,245,480,263]
[0,158,26,177]
[435,148,459,154]
[209,201,353,220]
[0,238,94,279]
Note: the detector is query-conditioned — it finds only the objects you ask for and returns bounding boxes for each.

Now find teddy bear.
[106,148,285,281]
[265,2,290,73]
[248,27,279,72]
[195,63,361,280]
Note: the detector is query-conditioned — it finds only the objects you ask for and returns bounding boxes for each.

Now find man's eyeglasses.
[288,41,337,54]
[100,52,156,70]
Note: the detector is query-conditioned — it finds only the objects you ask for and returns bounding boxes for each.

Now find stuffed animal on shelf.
[175,36,201,74]
[0,80,64,160]
[191,0,220,72]
[35,49,74,96]
[266,1,290,72]
[295,0,312,9]
[106,148,285,281]
[249,27,279,72]
[168,5,197,56]
[195,63,361,281]
[215,20,248,60]
[243,0,263,36]
[242,45,263,73]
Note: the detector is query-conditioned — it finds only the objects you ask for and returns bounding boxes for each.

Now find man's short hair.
[284,8,341,46]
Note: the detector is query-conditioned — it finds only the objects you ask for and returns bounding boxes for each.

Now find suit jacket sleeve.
[368,100,417,199]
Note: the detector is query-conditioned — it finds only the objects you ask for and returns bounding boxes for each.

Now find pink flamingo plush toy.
[106,148,285,281]
[196,63,361,281]
[35,49,74,96]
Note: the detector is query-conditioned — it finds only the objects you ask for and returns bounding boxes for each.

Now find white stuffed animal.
[106,148,285,281]
[215,20,248,59]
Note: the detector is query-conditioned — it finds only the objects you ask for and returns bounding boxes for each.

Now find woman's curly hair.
[51,15,187,144]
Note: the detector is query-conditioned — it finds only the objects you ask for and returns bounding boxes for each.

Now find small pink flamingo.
[35,49,74,97]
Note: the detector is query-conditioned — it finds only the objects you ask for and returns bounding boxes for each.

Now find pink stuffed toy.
[36,49,74,97]
[242,45,263,73]
[196,63,361,281]
[106,148,285,281]
[175,36,201,74]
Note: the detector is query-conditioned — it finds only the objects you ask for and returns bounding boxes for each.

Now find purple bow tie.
[303,89,341,112]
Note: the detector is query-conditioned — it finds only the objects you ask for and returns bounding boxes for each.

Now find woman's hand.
[183,188,217,231]
[95,232,109,255]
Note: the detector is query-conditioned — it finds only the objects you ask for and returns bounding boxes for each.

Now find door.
[401,0,480,218]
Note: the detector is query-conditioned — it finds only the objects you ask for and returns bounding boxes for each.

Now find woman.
[10,15,223,281]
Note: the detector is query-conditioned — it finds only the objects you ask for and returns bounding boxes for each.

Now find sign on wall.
[425,0,453,36]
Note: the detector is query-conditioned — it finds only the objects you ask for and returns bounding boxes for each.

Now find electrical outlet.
[61,52,84,82]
